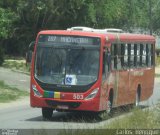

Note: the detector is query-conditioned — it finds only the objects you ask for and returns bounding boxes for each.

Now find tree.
[0,8,17,38]
[0,7,18,64]
[1,0,160,57]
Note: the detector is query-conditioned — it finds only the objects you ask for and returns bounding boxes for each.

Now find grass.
[57,106,160,135]
[104,107,160,129]
[155,73,160,78]
[0,81,29,103]
[156,56,160,66]
[2,59,30,74]
[4,55,25,60]
[155,56,160,77]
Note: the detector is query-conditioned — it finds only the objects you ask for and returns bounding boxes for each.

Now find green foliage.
[0,8,18,38]
[156,55,160,66]
[0,0,160,56]
[106,108,160,129]
[0,46,4,66]
[2,59,30,73]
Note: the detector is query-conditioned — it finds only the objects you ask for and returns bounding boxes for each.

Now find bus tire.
[98,91,113,120]
[107,91,113,114]
[42,107,53,120]
[135,86,141,107]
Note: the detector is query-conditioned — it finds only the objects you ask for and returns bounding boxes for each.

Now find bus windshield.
[34,35,100,86]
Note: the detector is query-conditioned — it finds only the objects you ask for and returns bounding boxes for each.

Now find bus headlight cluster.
[85,88,99,100]
[32,85,42,97]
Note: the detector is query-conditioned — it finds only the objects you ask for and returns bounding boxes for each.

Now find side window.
[146,44,152,66]
[137,44,140,67]
[151,45,154,66]
[146,44,149,66]
[121,44,125,68]
[130,44,134,67]
[111,43,132,70]
[111,44,118,70]
[103,47,111,79]
[124,44,128,67]
[140,44,143,66]
[134,44,137,67]
[107,49,111,72]
[111,44,123,70]
[117,44,122,70]
[147,44,155,67]
[142,44,146,66]
[111,42,155,69]
[128,44,131,68]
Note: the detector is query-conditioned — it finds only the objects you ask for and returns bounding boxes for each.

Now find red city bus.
[30,27,155,119]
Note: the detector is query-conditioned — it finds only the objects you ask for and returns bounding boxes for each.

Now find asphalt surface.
[0,67,159,130]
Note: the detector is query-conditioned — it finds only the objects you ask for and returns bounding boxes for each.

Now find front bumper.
[30,94,100,112]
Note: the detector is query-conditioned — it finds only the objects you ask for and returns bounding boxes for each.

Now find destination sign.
[38,35,100,45]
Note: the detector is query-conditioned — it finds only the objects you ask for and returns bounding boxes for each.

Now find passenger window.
[124,44,128,67]
[111,43,124,70]
[146,44,151,66]
[128,44,131,67]
[142,44,146,66]
[103,48,111,79]
[111,42,155,70]
[140,44,143,66]
[146,44,149,66]
[111,43,133,70]
[134,44,137,67]
[117,44,122,70]
[130,44,134,67]
[137,44,140,67]
[111,44,118,70]
[151,45,154,66]
[121,44,125,68]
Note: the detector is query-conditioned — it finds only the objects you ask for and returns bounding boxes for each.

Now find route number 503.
[73,94,83,100]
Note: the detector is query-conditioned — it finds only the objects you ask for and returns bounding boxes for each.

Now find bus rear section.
[30,31,106,118]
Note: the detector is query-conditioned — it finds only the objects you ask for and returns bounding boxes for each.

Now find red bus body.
[30,30,155,112]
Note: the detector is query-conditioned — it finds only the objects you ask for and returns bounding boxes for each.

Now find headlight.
[85,88,99,100]
[32,85,42,97]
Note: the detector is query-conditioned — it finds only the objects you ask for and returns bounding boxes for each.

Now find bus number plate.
[57,105,68,109]
[73,94,83,100]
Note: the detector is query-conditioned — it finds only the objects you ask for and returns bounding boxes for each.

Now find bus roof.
[38,30,155,43]
[67,26,124,33]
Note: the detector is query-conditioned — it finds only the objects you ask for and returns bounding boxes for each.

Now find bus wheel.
[107,100,112,114]
[98,99,112,120]
[107,91,113,115]
[135,87,141,107]
[42,107,53,120]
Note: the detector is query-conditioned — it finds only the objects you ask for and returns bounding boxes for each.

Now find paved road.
[0,67,159,130]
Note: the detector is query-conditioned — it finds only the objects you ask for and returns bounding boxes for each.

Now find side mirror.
[29,41,35,52]
[26,41,35,64]
[26,50,32,63]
